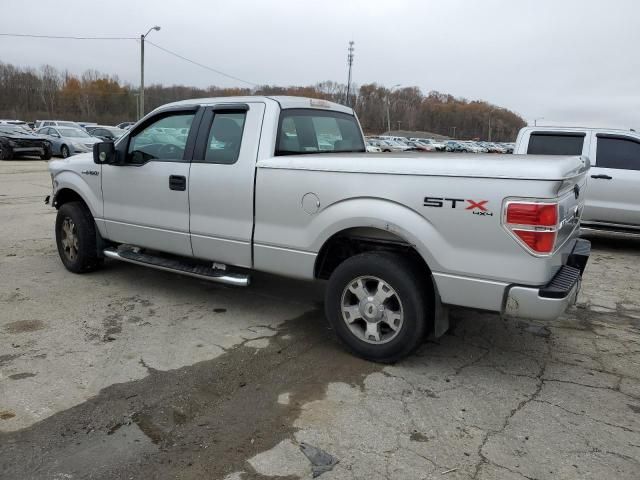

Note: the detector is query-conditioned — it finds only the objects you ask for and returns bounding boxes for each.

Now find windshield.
[276,109,365,155]
[0,126,27,134]
[58,128,91,138]
[58,121,79,128]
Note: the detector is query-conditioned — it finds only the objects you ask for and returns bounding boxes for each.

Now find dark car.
[0,125,51,160]
[85,125,126,141]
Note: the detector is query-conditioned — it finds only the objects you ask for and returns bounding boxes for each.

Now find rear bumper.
[503,239,591,321]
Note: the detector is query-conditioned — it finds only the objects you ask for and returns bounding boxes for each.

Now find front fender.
[51,168,103,225]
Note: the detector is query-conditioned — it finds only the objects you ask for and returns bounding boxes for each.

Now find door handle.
[590,174,612,180]
[169,175,186,191]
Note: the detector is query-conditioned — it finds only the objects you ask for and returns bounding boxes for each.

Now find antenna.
[346,41,354,106]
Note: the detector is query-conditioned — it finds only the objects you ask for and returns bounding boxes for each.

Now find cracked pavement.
[1,160,640,479]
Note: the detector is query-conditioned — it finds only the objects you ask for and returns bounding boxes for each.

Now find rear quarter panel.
[253,166,581,287]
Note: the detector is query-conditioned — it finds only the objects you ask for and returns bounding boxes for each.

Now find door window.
[127,112,195,164]
[204,112,247,164]
[596,135,640,171]
[527,132,585,155]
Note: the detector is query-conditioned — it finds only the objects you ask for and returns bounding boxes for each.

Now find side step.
[103,247,250,287]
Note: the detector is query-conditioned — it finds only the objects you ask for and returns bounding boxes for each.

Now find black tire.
[40,148,52,160]
[61,145,70,158]
[55,201,103,273]
[0,143,13,160]
[325,251,430,363]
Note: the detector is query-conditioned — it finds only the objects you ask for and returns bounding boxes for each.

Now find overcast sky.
[1,0,638,128]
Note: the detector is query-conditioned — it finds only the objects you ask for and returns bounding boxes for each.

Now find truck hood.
[49,153,95,176]
[258,153,590,181]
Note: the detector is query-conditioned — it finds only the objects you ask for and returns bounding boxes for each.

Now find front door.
[584,133,640,229]
[101,108,200,256]
[188,102,265,267]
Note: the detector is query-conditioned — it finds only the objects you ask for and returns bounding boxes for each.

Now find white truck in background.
[47,96,591,362]
[515,126,640,233]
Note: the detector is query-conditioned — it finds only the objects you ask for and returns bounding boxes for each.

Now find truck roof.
[160,95,354,115]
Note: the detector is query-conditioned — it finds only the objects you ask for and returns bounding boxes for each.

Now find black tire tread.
[325,251,430,363]
[55,201,103,273]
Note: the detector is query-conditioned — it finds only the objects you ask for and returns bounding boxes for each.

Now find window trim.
[192,104,250,164]
[275,108,366,156]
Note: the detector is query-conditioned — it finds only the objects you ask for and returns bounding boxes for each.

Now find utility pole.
[386,84,401,133]
[451,126,457,139]
[533,117,544,126]
[397,121,401,131]
[346,41,354,106]
[488,114,492,142]
[140,25,161,119]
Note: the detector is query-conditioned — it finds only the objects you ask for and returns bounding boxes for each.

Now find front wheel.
[325,252,429,363]
[61,145,70,158]
[55,202,103,273]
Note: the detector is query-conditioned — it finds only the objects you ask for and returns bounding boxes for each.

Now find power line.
[0,32,260,87]
[0,33,136,40]
[145,40,258,87]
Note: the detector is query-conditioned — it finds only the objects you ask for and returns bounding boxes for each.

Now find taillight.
[503,202,559,254]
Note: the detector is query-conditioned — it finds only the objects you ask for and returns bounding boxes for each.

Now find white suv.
[515,126,640,232]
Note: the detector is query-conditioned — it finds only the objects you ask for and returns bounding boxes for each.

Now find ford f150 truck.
[47,96,590,362]
[515,126,640,233]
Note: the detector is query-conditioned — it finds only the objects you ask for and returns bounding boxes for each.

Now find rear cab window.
[276,109,365,156]
[527,132,585,155]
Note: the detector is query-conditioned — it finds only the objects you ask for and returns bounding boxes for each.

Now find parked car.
[36,126,101,158]
[47,95,590,363]
[85,125,127,141]
[365,140,382,153]
[515,126,640,233]
[78,122,98,130]
[35,120,82,130]
[407,141,435,152]
[0,125,52,160]
[444,140,467,152]
[116,121,135,130]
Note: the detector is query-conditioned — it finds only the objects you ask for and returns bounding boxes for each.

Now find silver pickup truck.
[47,96,590,362]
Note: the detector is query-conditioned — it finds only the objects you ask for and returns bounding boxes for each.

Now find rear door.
[584,133,640,229]
[188,102,266,267]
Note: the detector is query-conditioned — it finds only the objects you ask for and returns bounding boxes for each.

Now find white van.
[514,126,640,232]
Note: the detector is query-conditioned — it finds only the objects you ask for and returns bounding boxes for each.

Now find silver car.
[36,126,101,158]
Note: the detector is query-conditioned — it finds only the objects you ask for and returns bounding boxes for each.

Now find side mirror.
[93,142,116,165]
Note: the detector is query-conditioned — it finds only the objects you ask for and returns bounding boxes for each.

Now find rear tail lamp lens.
[504,202,559,255]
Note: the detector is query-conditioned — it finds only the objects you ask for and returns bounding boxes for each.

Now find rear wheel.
[55,202,103,273]
[0,143,12,160]
[325,252,429,363]
[61,145,70,158]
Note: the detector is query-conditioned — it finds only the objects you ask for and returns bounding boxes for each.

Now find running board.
[103,248,250,287]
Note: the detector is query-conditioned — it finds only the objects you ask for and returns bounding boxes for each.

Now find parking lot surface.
[1,159,639,480]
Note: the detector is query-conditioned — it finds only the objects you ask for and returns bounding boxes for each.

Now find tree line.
[0,62,525,141]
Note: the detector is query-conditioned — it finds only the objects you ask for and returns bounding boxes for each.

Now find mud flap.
[432,278,450,337]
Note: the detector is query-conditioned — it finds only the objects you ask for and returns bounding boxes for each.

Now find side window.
[204,112,246,164]
[276,109,365,156]
[527,133,584,155]
[596,136,640,171]
[127,112,195,164]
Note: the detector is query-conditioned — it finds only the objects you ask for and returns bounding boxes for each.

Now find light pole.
[386,84,401,133]
[533,117,544,126]
[487,107,496,142]
[140,25,161,119]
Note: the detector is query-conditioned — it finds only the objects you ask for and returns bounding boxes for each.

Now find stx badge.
[423,197,493,216]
